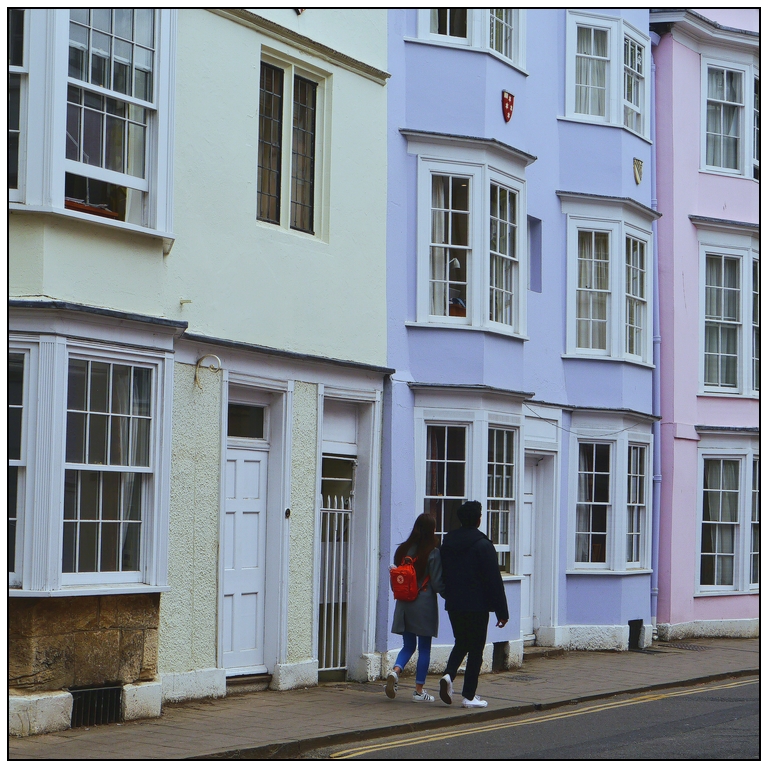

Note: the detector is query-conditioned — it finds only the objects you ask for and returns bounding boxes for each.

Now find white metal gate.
[318,456,355,674]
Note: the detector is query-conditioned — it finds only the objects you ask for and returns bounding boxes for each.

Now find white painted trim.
[270,658,318,690]
[122,681,162,721]
[160,668,226,703]
[656,618,759,641]
[9,690,73,736]
[566,623,630,651]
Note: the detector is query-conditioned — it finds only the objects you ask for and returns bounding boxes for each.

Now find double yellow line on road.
[331,677,758,759]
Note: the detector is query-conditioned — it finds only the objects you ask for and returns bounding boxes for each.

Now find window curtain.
[430,175,448,316]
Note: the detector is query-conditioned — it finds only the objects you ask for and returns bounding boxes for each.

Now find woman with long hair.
[386,513,444,702]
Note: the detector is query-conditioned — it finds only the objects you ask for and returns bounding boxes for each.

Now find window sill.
[406,321,529,342]
[403,36,529,76]
[556,115,652,144]
[10,584,170,598]
[566,568,652,575]
[697,390,759,400]
[9,203,176,255]
[698,167,754,180]
[562,353,654,369]
[501,574,523,582]
[694,588,759,597]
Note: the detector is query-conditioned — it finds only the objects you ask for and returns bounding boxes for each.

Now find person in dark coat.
[438,500,509,708]
[387,513,445,703]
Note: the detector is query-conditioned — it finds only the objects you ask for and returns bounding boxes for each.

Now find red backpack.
[389,556,429,602]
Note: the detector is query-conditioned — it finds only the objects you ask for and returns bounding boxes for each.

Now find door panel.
[223,448,268,672]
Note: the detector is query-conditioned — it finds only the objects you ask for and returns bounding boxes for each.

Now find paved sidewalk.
[9,637,759,760]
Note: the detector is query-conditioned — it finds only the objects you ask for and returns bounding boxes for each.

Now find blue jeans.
[394,632,432,685]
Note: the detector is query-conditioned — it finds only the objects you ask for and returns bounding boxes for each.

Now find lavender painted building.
[650,9,759,640]
[379,9,661,674]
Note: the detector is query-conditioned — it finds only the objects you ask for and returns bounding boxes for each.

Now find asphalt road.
[304,676,759,761]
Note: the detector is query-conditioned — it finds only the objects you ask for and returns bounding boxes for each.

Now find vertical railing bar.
[321,509,330,669]
[336,508,346,669]
[330,510,339,667]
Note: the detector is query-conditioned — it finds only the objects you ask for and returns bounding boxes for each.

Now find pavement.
[9,637,759,761]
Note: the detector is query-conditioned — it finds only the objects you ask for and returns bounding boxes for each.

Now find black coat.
[440,526,509,621]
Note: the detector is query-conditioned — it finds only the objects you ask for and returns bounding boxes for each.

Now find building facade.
[379,8,660,676]
[650,9,759,640]
[9,8,389,735]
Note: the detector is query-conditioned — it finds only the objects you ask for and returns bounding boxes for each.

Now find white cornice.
[209,9,390,85]
[650,9,758,54]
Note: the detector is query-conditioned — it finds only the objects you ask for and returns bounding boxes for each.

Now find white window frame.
[10,9,175,237]
[561,194,655,364]
[700,56,760,179]
[750,457,759,587]
[414,400,523,576]
[409,135,530,338]
[8,8,29,202]
[256,50,329,240]
[8,344,38,588]
[564,11,651,139]
[697,239,760,397]
[567,415,653,573]
[8,328,173,595]
[695,434,760,595]
[413,9,527,71]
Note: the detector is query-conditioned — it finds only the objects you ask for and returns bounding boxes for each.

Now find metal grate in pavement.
[660,642,710,651]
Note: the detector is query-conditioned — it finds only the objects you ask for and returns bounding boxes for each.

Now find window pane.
[100,522,120,571]
[228,404,265,439]
[78,522,99,571]
[131,418,150,467]
[132,367,152,416]
[257,63,284,224]
[122,522,141,570]
[66,412,87,464]
[291,76,317,233]
[134,9,154,48]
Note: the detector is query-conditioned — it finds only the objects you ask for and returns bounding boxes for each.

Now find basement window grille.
[69,684,123,727]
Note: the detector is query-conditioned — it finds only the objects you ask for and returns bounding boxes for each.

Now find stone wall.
[8,595,159,693]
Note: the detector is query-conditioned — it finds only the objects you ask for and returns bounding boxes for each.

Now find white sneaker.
[385,671,399,699]
[412,690,435,703]
[439,674,453,705]
[462,696,488,708]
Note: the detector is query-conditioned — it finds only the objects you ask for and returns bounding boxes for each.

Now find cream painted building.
[9,8,389,735]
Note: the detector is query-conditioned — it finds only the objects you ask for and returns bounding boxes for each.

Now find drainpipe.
[649,32,661,639]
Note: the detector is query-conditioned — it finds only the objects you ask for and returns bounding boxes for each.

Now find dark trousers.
[444,610,489,700]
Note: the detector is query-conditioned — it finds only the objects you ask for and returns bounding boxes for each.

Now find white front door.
[521,456,537,640]
[223,448,268,673]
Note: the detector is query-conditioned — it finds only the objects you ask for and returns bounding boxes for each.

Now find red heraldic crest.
[502,91,514,122]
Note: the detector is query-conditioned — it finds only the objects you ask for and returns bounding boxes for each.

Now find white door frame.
[217,371,291,678]
[523,450,558,640]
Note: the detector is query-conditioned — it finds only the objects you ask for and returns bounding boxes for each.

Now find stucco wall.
[158,362,221,675]
[9,214,164,309]
[169,10,388,367]
[286,380,318,663]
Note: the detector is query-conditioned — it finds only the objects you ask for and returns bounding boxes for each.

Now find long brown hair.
[394,513,438,581]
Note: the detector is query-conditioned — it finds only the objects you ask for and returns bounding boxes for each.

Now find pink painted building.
[650,9,759,639]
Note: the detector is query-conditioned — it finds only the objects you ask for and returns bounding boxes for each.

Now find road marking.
[330,677,758,759]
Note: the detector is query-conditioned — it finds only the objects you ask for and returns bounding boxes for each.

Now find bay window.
[9,9,174,234]
[414,10,526,70]
[565,12,650,137]
[697,432,760,593]
[8,320,174,595]
[569,415,652,571]
[700,58,760,178]
[416,397,523,573]
[407,131,532,336]
[561,192,657,363]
